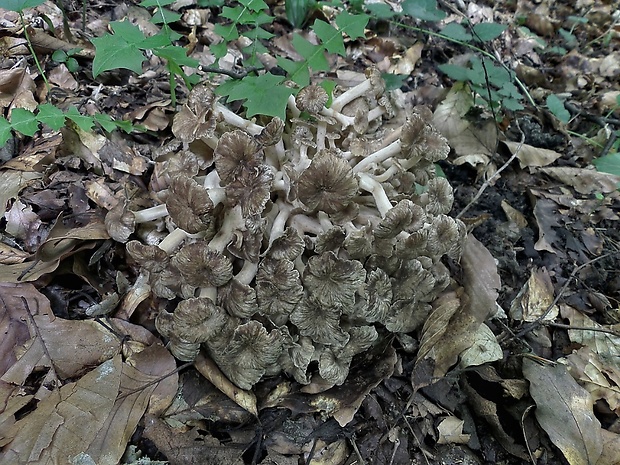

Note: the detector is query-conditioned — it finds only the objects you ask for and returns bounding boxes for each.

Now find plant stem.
[19,11,50,93]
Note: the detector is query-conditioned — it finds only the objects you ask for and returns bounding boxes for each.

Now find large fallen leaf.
[523,358,603,465]
[0,169,41,218]
[414,234,500,387]
[509,267,557,322]
[561,304,620,364]
[504,141,562,168]
[537,167,620,194]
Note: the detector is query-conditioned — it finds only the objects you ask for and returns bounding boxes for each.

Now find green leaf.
[334,11,369,40]
[93,113,117,132]
[66,107,95,132]
[472,23,507,42]
[437,64,470,82]
[10,108,39,136]
[401,0,446,21]
[36,103,66,130]
[365,3,395,19]
[291,32,329,69]
[441,23,472,42]
[52,50,68,62]
[151,9,182,25]
[214,23,239,41]
[593,153,620,177]
[313,20,344,55]
[277,57,310,87]
[154,45,200,68]
[240,0,269,11]
[217,73,295,119]
[0,118,12,146]
[382,73,408,90]
[546,94,571,123]
[502,98,524,111]
[91,22,147,77]
[0,0,45,12]
[286,0,314,28]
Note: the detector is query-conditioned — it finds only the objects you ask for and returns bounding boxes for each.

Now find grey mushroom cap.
[296,84,329,114]
[318,326,378,385]
[166,175,214,234]
[256,258,304,326]
[126,240,169,273]
[303,251,366,310]
[375,199,426,239]
[105,201,135,243]
[290,296,350,347]
[171,242,233,288]
[172,83,217,143]
[214,130,264,186]
[297,151,359,214]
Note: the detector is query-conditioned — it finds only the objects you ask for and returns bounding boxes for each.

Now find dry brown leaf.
[0,170,41,218]
[510,267,557,322]
[414,235,500,386]
[0,242,29,265]
[500,200,528,228]
[194,352,258,417]
[391,42,424,75]
[504,141,562,168]
[565,347,620,415]
[598,429,620,465]
[537,167,620,194]
[561,305,620,360]
[436,417,470,445]
[523,358,603,465]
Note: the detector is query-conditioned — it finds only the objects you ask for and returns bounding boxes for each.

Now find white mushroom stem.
[134,204,169,223]
[236,261,259,285]
[357,172,393,217]
[316,120,327,150]
[372,164,400,183]
[352,139,401,173]
[158,227,190,254]
[287,94,301,118]
[209,205,244,253]
[321,107,355,129]
[266,201,292,248]
[215,102,264,135]
[330,78,373,112]
[289,213,325,236]
[198,286,217,302]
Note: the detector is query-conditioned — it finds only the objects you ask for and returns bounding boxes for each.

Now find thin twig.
[457,121,525,219]
[201,65,261,80]
[542,322,620,338]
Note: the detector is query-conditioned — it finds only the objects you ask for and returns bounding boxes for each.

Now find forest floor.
[1,0,620,464]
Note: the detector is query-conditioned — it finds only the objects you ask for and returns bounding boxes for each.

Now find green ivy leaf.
[140,0,175,6]
[593,153,620,177]
[0,118,12,146]
[91,22,147,77]
[93,113,117,132]
[334,11,368,40]
[437,64,470,82]
[154,45,200,68]
[10,108,39,136]
[472,23,507,42]
[546,94,571,123]
[441,23,472,42]
[277,57,310,86]
[217,73,295,119]
[365,3,395,19]
[401,0,446,21]
[36,103,66,130]
[1,0,45,12]
[150,8,181,24]
[313,20,344,55]
[66,107,95,132]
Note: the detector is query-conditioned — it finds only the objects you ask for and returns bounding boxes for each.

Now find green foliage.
[593,152,620,178]
[546,94,571,123]
[401,0,445,21]
[51,48,81,73]
[286,0,316,28]
[216,74,294,119]
[0,0,45,12]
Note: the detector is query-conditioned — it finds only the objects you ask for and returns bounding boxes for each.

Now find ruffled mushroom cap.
[151,267,189,300]
[343,223,373,259]
[395,229,429,260]
[227,215,265,263]
[392,258,435,303]
[315,226,346,254]
[290,296,350,347]
[375,200,426,239]
[318,326,378,385]
[423,177,454,216]
[166,175,214,234]
[171,242,233,288]
[426,215,460,259]
[256,258,304,326]
[155,297,228,361]
[172,83,217,143]
[210,320,283,390]
[126,240,169,273]
[280,335,315,384]
[225,164,273,217]
[105,201,135,243]
[218,279,258,318]
[384,299,431,333]
[267,226,305,261]
[421,127,450,163]
[447,219,467,260]
[359,268,392,323]
[214,130,264,186]
[303,251,366,309]
[256,117,284,147]
[297,151,358,213]
[296,84,329,114]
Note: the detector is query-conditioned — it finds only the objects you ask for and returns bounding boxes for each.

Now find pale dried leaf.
[458,323,502,369]
[436,417,470,444]
[538,167,620,194]
[561,305,620,361]
[0,170,41,218]
[523,358,603,465]
[598,429,620,465]
[510,267,557,322]
[504,141,562,168]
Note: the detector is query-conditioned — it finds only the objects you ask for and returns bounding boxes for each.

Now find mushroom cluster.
[108,69,466,389]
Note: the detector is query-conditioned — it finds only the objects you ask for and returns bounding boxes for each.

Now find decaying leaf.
[523,358,603,465]
[538,167,620,195]
[561,304,620,361]
[436,417,470,445]
[510,267,557,322]
[504,141,562,168]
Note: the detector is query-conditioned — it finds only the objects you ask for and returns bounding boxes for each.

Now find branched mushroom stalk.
[107,68,467,389]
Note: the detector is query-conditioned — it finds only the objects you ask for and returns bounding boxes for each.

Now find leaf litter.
[1,0,620,464]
